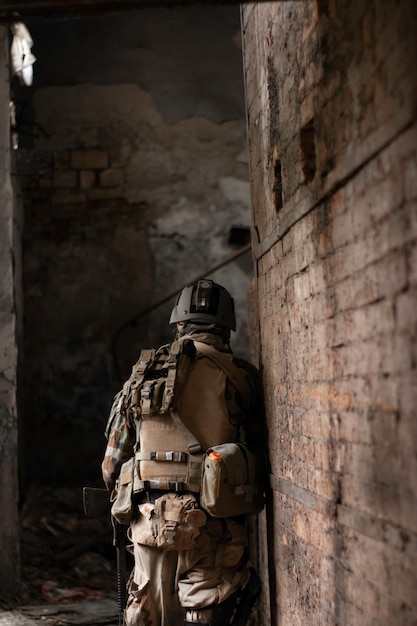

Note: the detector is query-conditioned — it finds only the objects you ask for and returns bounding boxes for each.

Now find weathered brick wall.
[242,1,417,624]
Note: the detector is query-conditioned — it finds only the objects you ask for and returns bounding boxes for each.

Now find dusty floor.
[1,486,123,625]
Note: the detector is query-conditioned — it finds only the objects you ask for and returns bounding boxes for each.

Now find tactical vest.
[123,338,251,495]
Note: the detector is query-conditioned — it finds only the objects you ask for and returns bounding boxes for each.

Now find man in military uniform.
[102,279,266,626]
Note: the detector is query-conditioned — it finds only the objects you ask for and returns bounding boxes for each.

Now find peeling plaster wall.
[17,6,253,487]
[0,26,20,596]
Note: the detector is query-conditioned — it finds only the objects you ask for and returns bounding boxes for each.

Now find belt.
[134,489,199,504]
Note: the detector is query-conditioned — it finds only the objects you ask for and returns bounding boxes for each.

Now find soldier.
[102,279,266,626]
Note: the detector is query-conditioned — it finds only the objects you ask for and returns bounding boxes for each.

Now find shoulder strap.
[127,349,156,390]
[122,348,156,417]
[162,340,181,412]
[192,341,252,408]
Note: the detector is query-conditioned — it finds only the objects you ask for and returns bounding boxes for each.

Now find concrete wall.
[0,26,21,597]
[242,1,417,624]
[16,6,253,488]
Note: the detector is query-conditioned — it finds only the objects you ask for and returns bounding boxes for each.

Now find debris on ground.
[0,485,129,623]
[15,484,131,612]
[19,598,119,625]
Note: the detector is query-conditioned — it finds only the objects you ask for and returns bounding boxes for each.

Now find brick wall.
[242,1,417,624]
[20,147,125,203]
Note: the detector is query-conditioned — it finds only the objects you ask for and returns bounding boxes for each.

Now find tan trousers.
[125,512,250,626]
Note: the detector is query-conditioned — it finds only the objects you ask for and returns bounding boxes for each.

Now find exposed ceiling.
[0,0,245,23]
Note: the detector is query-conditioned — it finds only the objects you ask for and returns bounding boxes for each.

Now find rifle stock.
[83,487,110,516]
[83,487,128,624]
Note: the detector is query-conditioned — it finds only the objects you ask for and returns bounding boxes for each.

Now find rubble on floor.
[1,599,120,626]
[1,485,128,625]
[19,599,120,625]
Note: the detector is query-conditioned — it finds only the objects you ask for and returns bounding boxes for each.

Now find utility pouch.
[111,457,140,525]
[132,493,206,551]
[154,493,207,550]
[200,443,265,518]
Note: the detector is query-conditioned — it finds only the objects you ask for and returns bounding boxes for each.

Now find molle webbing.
[135,410,203,493]
[124,348,156,419]
[162,341,180,412]
[133,341,192,418]
[136,450,189,462]
[138,479,192,492]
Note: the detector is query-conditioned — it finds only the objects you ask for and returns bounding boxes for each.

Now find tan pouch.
[111,457,136,524]
[154,493,206,550]
[200,443,265,518]
[131,493,206,550]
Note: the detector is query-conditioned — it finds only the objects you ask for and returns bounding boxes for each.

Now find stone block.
[20,176,38,189]
[52,192,86,204]
[86,187,122,200]
[80,170,96,189]
[39,178,52,189]
[100,168,124,188]
[53,169,77,189]
[53,150,70,170]
[71,150,108,170]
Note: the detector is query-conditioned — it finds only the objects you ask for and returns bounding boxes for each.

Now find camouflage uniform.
[102,332,265,626]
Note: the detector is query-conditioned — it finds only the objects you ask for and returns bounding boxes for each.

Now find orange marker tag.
[208,450,223,462]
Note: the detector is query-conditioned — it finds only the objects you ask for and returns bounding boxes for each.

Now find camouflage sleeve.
[101,390,135,490]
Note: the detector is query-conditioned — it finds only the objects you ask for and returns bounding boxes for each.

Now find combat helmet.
[169,279,236,331]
